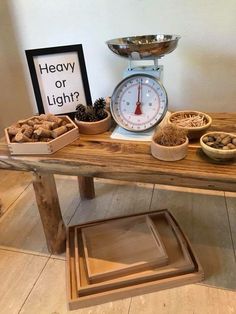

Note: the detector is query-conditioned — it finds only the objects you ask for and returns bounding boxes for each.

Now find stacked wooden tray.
[66,209,204,310]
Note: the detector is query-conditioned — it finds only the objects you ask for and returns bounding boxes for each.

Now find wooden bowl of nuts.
[168,110,212,139]
[200,132,236,161]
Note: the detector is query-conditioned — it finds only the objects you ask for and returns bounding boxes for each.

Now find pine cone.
[87,112,97,122]
[93,98,106,112]
[86,107,97,122]
[96,109,107,121]
[75,111,87,121]
[76,103,86,113]
[75,104,87,121]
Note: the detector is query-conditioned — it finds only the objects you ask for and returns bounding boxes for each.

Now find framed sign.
[25,44,92,117]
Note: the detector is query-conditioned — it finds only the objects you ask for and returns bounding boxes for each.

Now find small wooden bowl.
[168,111,212,139]
[151,137,189,161]
[75,110,111,135]
[200,132,236,161]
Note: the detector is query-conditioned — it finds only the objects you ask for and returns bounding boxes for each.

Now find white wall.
[0,0,32,133]
[1,0,236,131]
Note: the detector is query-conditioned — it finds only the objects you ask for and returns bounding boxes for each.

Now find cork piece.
[42,121,59,129]
[61,120,68,126]
[27,120,36,126]
[7,114,76,143]
[8,126,21,136]
[15,132,32,143]
[51,126,67,138]
[18,119,30,125]
[66,123,74,130]
[34,128,52,138]
[34,124,51,130]
[21,124,31,131]
[23,127,34,138]
[39,113,63,125]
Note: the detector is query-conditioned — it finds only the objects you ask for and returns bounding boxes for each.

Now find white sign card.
[26,45,92,116]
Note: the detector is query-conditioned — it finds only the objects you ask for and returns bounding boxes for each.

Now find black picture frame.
[25,44,92,118]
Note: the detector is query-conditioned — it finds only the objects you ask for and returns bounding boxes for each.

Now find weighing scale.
[106,34,180,133]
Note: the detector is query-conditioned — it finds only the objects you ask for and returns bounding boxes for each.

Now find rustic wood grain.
[80,215,168,284]
[32,172,66,254]
[78,176,95,199]
[67,220,203,310]
[1,113,236,256]
[1,113,236,192]
[72,211,197,299]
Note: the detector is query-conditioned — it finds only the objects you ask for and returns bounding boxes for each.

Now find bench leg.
[32,172,66,254]
[78,176,95,200]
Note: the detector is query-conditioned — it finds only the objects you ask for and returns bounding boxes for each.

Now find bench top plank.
[0,112,236,191]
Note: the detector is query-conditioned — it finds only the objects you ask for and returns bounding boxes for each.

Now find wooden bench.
[0,112,236,254]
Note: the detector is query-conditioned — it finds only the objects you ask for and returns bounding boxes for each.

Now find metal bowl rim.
[106,34,181,46]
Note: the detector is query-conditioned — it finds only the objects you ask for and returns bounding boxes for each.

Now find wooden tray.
[80,215,168,283]
[74,211,195,296]
[4,115,79,155]
[66,210,204,310]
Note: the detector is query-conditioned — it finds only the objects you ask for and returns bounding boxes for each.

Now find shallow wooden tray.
[5,115,79,155]
[80,215,168,283]
[74,211,195,296]
[67,210,203,310]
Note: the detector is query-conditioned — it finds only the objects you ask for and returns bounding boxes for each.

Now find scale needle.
[134,80,142,115]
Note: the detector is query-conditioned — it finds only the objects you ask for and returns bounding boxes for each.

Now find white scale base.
[111,125,155,141]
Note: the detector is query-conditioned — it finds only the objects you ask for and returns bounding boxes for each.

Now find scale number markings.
[112,74,167,131]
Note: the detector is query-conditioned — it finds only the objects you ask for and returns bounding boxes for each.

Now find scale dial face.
[111,74,168,132]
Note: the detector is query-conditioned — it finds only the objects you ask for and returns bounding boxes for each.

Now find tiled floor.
[0,170,236,314]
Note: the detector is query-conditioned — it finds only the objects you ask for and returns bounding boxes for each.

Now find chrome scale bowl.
[106,34,180,60]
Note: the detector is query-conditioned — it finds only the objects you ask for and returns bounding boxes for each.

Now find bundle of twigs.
[153,124,187,147]
[170,113,207,128]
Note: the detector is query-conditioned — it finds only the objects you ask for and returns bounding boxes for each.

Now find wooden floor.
[0,170,236,314]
